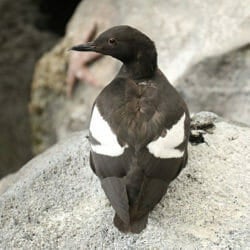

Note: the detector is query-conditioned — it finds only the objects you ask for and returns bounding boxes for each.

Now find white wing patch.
[147,113,186,158]
[89,105,127,157]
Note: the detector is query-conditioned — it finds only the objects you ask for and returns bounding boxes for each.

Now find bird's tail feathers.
[101,177,130,224]
[113,212,148,234]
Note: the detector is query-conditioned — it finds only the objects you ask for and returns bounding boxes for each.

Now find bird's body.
[71,25,190,233]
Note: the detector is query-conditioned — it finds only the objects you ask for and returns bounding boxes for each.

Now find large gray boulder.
[177,45,250,125]
[30,0,250,154]
[1,113,249,249]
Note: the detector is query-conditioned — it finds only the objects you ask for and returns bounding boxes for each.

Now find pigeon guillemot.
[71,25,190,233]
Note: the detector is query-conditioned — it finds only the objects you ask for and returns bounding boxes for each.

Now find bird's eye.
[108,38,117,45]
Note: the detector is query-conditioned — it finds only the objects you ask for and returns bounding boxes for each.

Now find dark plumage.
[71,25,190,233]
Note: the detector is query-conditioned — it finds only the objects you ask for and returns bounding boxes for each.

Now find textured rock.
[177,45,250,125]
[0,173,19,196]
[30,0,250,154]
[0,113,249,249]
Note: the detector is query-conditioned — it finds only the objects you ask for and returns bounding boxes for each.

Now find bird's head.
[70,25,157,74]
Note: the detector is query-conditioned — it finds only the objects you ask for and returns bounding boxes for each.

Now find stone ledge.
[0,113,249,249]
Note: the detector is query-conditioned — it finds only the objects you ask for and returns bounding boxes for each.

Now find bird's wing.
[90,150,131,225]
[101,177,129,224]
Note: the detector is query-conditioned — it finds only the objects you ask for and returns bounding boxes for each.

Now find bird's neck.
[121,49,157,79]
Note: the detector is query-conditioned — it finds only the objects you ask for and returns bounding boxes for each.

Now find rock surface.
[1,113,249,249]
[30,0,250,154]
[177,45,250,125]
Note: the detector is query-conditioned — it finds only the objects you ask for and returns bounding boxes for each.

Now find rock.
[0,0,58,177]
[177,45,250,126]
[30,0,250,153]
[67,0,250,83]
[1,113,249,248]
[0,173,18,196]
[191,112,219,130]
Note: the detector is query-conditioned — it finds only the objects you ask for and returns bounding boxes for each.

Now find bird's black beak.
[70,42,96,52]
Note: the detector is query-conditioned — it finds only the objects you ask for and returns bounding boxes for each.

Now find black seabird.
[71,25,190,233]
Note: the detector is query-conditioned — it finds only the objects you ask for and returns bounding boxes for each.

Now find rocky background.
[1,0,249,178]
[30,0,250,156]
[0,0,250,248]
[0,0,81,178]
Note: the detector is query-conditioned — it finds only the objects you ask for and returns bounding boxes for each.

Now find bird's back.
[89,68,190,233]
